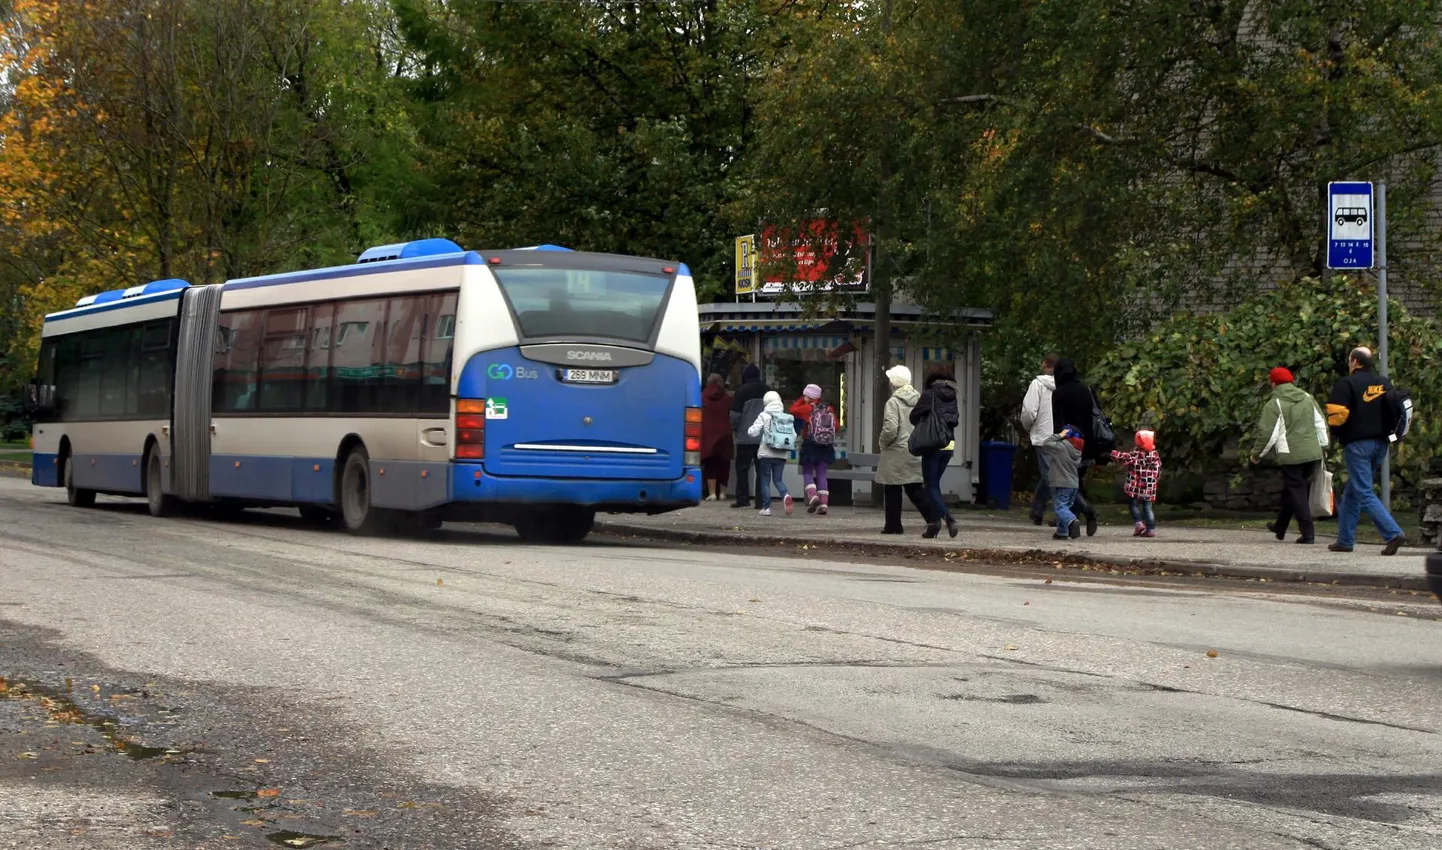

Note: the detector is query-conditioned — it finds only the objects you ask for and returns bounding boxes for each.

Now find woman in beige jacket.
[875,365,931,534]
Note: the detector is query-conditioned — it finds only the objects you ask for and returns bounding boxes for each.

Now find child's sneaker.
[1052,532,1069,540]
[807,495,820,514]
[759,507,772,516]
[1141,529,1156,538]
[783,494,794,515]
[1133,522,1145,537]
[1068,519,1082,539]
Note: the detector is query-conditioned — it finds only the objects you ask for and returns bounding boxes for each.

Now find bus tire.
[145,450,176,518]
[339,447,387,536]
[63,456,96,508]
[515,507,595,545]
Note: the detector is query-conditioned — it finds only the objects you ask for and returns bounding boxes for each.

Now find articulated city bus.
[30,239,703,542]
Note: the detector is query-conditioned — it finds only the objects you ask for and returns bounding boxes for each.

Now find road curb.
[594,521,1431,592]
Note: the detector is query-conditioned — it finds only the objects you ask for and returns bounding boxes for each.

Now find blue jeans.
[922,450,953,524]
[1031,449,1053,519]
[757,457,789,510]
[1129,498,1155,531]
[1054,488,1078,535]
[1336,439,1403,547]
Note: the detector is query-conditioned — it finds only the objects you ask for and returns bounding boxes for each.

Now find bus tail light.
[684,406,701,466]
[457,399,486,460]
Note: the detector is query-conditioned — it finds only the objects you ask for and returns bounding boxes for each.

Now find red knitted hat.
[1269,367,1294,385]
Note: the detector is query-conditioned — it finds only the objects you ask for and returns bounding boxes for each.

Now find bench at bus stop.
[817,452,879,506]
[726,452,879,507]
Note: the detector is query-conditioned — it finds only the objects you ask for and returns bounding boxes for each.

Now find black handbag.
[1089,390,1116,457]
[908,410,952,457]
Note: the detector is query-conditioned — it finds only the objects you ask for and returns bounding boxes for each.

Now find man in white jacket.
[1018,353,1058,525]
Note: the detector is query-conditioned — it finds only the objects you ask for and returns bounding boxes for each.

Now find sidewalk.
[596,501,1436,591]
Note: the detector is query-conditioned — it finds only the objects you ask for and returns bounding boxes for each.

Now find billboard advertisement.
[757,219,870,296]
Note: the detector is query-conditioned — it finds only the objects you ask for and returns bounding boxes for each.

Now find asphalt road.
[2,477,1442,850]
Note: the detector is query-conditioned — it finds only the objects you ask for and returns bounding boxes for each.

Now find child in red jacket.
[1110,430,1161,537]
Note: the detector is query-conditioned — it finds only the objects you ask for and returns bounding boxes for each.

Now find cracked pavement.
[1,476,1441,849]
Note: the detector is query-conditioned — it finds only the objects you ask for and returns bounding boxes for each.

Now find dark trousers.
[702,456,731,496]
[883,483,930,533]
[1073,464,1095,519]
[733,444,761,506]
[921,450,954,524]
[1277,460,1319,540]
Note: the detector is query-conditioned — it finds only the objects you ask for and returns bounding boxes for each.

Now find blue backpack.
[764,412,797,451]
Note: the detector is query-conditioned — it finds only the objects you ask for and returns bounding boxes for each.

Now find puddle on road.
[0,674,185,760]
[266,830,340,847]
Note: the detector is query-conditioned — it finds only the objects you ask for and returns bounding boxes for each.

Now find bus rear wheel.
[515,507,595,545]
[340,447,388,536]
[146,450,176,518]
[63,456,96,508]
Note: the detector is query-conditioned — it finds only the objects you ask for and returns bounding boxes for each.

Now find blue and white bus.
[30,239,703,542]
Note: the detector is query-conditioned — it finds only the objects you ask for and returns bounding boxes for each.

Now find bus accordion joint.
[456,398,486,460]
[684,406,702,467]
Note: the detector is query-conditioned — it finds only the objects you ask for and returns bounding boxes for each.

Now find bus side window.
[213,311,262,413]
[305,303,335,412]
[420,293,457,416]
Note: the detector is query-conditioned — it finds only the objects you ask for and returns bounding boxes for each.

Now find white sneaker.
[759,507,772,516]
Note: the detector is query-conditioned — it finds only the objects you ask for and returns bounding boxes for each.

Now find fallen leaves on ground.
[1206,650,1219,658]
[342,809,378,818]
[256,788,281,798]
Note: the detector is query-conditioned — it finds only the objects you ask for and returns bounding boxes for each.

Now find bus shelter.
[699,301,993,506]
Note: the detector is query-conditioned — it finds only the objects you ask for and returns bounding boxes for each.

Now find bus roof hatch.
[356,238,464,264]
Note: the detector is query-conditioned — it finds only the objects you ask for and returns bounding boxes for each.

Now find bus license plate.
[562,368,616,384]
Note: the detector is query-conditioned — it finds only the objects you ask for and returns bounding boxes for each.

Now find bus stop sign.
[1328,181,1374,269]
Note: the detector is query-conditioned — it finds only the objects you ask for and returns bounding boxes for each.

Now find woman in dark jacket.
[1049,359,1099,535]
[700,374,734,500]
[910,364,960,539]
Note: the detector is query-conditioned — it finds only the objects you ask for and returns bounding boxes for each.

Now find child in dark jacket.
[1039,426,1085,539]
[1110,429,1161,537]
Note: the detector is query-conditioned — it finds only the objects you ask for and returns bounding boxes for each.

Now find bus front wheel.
[515,507,595,545]
[63,456,96,508]
[340,448,388,536]
[146,450,176,518]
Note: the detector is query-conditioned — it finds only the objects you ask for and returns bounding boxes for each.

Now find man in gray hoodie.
[1019,353,1058,525]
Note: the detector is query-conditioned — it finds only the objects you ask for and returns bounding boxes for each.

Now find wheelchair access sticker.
[486,398,508,420]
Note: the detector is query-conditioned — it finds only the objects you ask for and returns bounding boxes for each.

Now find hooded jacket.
[1050,360,1099,459]
[1039,434,1081,489]
[877,384,924,485]
[747,392,792,459]
[701,382,734,460]
[1019,373,1056,446]
[1248,382,1327,465]
[910,380,960,427]
[730,363,771,445]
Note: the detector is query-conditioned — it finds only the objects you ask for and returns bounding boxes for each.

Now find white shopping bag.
[1309,466,1335,518]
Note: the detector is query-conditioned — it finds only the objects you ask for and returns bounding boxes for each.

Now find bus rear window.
[493,268,672,344]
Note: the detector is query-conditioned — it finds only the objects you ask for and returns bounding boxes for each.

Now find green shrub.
[1089,278,1442,478]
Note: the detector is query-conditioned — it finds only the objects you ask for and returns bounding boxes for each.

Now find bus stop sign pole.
[1326,180,1386,507]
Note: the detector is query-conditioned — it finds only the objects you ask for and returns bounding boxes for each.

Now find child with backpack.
[790,384,838,515]
[747,390,796,516]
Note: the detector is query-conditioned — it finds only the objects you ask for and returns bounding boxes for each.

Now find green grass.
[0,440,31,467]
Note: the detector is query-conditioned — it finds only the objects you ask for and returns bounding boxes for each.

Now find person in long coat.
[1246,367,1327,544]
[876,365,930,534]
[700,373,734,501]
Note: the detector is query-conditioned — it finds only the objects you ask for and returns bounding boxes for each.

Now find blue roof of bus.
[48,278,192,320]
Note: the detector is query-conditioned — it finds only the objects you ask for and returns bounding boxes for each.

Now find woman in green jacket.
[1247,367,1328,544]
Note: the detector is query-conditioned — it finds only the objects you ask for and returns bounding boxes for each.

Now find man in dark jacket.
[1049,359,1099,535]
[729,363,771,508]
[1325,347,1406,554]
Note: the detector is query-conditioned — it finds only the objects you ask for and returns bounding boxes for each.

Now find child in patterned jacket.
[1110,430,1162,537]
